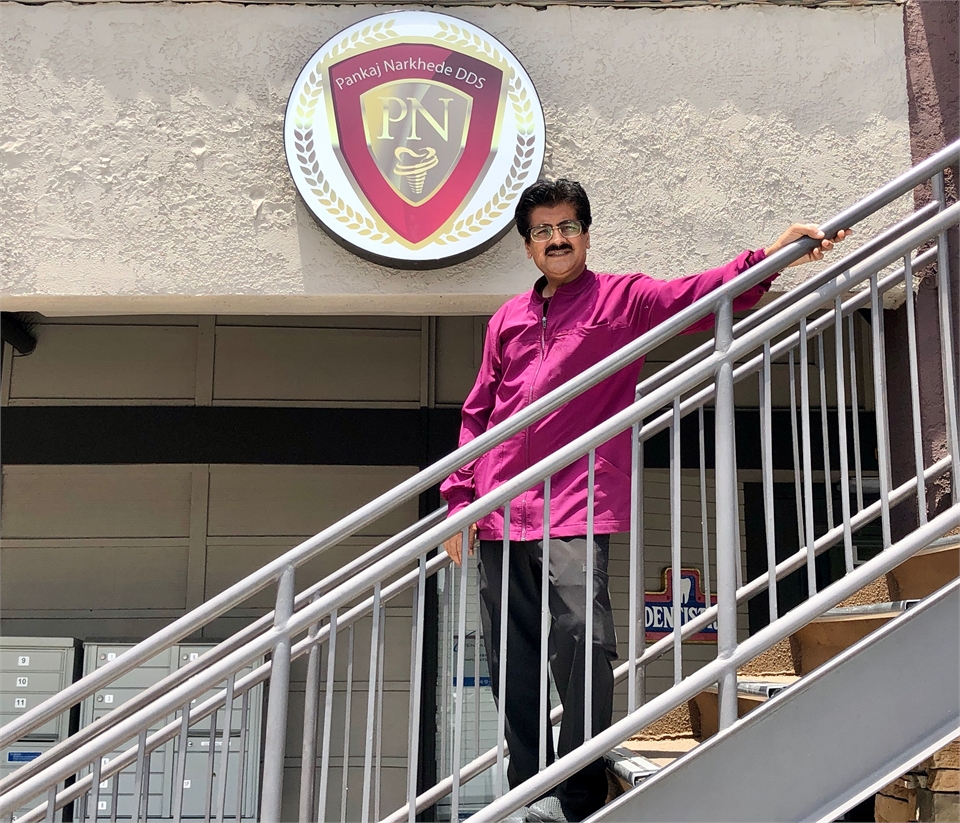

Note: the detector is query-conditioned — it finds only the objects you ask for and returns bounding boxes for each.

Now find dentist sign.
[645,568,718,643]
[284,12,546,268]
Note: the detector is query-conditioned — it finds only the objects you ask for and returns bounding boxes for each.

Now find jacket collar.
[531,268,596,303]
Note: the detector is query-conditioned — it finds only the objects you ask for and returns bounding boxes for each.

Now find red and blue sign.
[645,567,718,643]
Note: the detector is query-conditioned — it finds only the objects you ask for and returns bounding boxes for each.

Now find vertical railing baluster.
[215,675,235,823]
[698,407,711,610]
[495,501,511,795]
[451,529,470,823]
[89,756,103,822]
[799,320,818,596]
[340,626,355,823]
[539,477,551,770]
[374,605,387,822]
[318,609,339,822]
[585,450,596,740]
[438,568,451,786]
[132,729,147,822]
[44,784,56,823]
[261,564,296,823]
[474,563,482,762]
[834,297,854,574]
[817,334,835,531]
[235,691,249,823]
[205,698,218,823]
[406,557,427,823]
[870,275,893,549]
[172,705,190,821]
[903,253,928,526]
[788,350,807,551]
[761,343,778,622]
[847,315,865,513]
[933,171,960,507]
[360,583,382,823]
[299,600,323,823]
[628,423,641,714]
[109,760,119,823]
[670,401,682,686]
[713,296,739,731]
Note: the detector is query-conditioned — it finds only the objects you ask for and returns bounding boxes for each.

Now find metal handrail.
[467,507,960,823]
[2,141,957,821]
[3,140,956,758]
[3,194,957,819]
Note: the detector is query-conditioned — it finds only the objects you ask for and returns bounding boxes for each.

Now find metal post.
[540,477,551,769]
[670,401,682,685]
[495,502,511,795]
[817,335,835,530]
[760,344,779,622]
[260,564,296,823]
[451,532,470,822]
[847,315,865,512]
[799,319,818,596]
[933,171,960,507]
[204,699,219,823]
[172,706,190,821]
[834,297,855,574]
[406,558,427,823]
[788,350,807,548]
[870,275,894,549]
[339,626,355,823]
[628,423,642,714]
[299,601,323,823]
[235,690,249,823]
[713,297,739,731]
[585,451,596,740]
[698,407,712,607]
[215,675,235,823]
[317,608,339,822]
[361,584,382,823]
[903,253,928,526]
[132,729,147,822]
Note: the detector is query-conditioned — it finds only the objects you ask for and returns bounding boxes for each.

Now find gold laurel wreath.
[292,40,395,243]
[434,20,509,69]
[291,18,539,248]
[434,73,537,246]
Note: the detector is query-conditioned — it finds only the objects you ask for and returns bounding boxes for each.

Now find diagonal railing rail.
[1,140,957,823]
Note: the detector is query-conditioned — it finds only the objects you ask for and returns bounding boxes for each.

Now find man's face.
[524,203,590,293]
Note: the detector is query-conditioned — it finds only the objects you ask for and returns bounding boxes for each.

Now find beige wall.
[1,2,912,315]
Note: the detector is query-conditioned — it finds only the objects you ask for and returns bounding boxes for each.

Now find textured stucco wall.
[1,2,912,315]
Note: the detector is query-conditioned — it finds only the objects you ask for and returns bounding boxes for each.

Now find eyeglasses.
[527,220,584,242]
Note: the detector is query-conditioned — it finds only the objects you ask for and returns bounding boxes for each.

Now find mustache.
[545,242,573,254]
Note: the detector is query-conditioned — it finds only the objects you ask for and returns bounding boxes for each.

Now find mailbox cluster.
[1,638,263,822]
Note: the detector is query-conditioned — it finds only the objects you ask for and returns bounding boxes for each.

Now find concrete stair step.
[689,675,800,740]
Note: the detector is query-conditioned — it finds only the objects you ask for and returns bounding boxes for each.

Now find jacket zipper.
[521,305,549,540]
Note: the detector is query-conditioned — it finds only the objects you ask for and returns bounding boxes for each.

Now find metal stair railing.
[0,141,957,823]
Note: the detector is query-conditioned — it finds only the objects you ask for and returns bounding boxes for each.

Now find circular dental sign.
[284,11,546,269]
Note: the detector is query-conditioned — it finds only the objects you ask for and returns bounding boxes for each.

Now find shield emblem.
[360,81,473,207]
[326,43,505,246]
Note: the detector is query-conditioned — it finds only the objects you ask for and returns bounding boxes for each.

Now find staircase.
[608,535,960,822]
[1,143,958,823]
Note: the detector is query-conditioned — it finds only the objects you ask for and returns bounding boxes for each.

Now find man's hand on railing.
[444,523,478,566]
[765,224,852,267]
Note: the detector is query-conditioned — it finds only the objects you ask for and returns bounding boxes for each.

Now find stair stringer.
[591,580,960,823]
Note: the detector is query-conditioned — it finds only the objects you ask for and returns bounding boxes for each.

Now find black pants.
[477,535,617,820]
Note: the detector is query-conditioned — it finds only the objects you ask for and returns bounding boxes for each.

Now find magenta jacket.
[440,249,775,541]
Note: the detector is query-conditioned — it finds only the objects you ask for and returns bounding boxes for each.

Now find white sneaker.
[527,795,573,823]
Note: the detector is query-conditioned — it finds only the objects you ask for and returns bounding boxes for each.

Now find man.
[440,179,846,823]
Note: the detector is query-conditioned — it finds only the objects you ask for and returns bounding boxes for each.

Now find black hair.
[514,178,592,238]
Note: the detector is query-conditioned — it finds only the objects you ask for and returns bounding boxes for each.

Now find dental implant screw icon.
[394,147,439,195]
